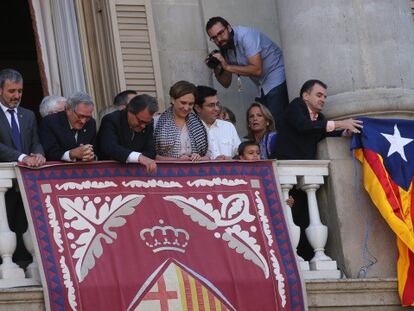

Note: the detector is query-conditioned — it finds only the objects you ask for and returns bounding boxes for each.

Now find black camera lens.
[206,50,221,69]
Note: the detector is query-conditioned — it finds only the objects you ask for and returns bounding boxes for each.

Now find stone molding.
[324,88,414,120]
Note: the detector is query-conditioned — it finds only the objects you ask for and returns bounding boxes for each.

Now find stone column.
[276,0,414,119]
[275,0,414,278]
[150,0,211,106]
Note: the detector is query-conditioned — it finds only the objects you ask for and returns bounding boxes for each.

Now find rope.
[353,152,378,278]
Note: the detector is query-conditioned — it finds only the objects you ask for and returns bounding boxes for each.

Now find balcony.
[0,161,404,310]
[0,160,341,285]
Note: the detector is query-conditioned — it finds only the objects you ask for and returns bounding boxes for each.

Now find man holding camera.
[205,16,288,129]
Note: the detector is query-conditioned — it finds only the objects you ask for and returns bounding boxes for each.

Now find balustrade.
[274,160,341,279]
[0,163,39,288]
[0,160,339,288]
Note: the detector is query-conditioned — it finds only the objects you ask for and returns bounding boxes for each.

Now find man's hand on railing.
[23,153,46,167]
[138,155,157,174]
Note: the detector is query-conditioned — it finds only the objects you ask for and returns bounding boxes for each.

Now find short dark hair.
[169,80,197,100]
[0,69,23,88]
[238,141,260,157]
[206,16,230,33]
[195,85,217,108]
[127,94,158,114]
[300,80,327,98]
[113,90,137,106]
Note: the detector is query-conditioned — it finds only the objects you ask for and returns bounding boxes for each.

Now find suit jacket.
[39,111,97,161]
[97,110,155,162]
[0,106,44,162]
[273,97,341,160]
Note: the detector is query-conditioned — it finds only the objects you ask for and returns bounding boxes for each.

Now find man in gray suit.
[0,68,45,265]
[0,69,45,165]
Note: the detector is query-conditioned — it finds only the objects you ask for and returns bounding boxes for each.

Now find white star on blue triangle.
[351,117,414,191]
[381,124,413,162]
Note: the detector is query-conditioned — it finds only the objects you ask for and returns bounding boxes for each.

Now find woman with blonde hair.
[246,102,277,159]
[154,80,209,161]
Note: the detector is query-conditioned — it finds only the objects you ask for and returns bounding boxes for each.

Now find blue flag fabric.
[351,117,414,191]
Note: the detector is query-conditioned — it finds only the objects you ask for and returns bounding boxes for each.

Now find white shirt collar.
[201,118,218,129]
[0,102,17,114]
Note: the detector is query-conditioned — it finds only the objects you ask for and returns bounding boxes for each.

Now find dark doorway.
[0,0,44,116]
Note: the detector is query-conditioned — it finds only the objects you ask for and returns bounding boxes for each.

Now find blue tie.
[8,109,22,152]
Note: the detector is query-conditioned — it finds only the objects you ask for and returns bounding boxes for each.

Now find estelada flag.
[351,117,414,305]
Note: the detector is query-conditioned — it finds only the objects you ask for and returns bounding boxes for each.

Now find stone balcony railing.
[274,160,340,280]
[0,163,40,288]
[0,160,340,289]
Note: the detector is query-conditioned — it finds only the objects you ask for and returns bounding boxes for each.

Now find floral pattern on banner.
[17,162,305,311]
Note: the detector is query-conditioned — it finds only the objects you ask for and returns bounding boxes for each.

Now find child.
[237,141,294,207]
[238,141,260,160]
[218,105,237,125]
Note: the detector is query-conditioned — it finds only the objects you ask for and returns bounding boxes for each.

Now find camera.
[206,50,221,69]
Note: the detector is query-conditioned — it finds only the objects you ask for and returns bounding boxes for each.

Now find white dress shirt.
[203,119,241,159]
[0,103,26,161]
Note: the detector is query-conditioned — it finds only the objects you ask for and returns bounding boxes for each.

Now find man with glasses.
[97,94,158,173]
[205,16,288,129]
[194,85,240,160]
[39,91,96,162]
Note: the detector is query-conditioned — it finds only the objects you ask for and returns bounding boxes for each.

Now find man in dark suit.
[0,68,45,264]
[98,94,158,173]
[40,92,96,162]
[0,69,45,165]
[273,79,363,260]
[273,79,363,160]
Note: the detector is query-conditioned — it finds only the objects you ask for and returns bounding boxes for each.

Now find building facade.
[8,0,414,280]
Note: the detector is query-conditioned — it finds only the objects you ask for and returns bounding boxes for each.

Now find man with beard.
[0,68,45,265]
[0,69,45,165]
[205,16,288,129]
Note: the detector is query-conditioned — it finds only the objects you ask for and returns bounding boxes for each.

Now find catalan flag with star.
[351,117,414,306]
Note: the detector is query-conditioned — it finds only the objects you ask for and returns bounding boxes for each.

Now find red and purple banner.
[17,161,305,311]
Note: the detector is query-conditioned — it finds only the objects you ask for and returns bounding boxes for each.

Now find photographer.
[205,16,288,129]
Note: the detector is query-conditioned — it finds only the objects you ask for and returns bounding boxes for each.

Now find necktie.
[71,128,78,143]
[8,109,22,152]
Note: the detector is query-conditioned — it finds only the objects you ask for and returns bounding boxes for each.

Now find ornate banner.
[17,161,305,311]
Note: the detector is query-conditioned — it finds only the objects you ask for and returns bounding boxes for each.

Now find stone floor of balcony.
[0,278,406,311]
[306,278,405,310]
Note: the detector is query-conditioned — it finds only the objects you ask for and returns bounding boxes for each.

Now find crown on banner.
[140,221,190,253]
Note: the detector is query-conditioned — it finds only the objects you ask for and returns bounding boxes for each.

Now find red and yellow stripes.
[355,148,414,306]
[175,265,230,311]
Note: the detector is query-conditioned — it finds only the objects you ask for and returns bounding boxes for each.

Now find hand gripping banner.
[16,161,306,311]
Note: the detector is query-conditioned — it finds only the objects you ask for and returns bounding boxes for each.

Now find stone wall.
[150,0,282,135]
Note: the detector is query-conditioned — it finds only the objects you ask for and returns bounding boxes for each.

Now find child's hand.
[285,195,294,208]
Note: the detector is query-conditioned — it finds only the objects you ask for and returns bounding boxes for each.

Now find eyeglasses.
[204,102,221,109]
[129,111,153,126]
[209,28,227,41]
[73,110,92,122]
